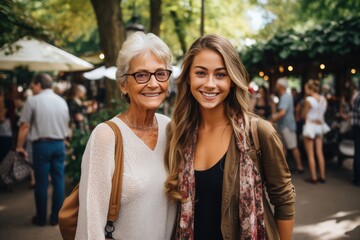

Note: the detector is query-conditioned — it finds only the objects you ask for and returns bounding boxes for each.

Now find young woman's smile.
[189,49,232,111]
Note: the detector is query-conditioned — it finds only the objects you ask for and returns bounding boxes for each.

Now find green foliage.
[242,16,360,73]
[65,129,90,187]
[249,0,360,43]
[299,0,360,22]
[64,28,100,56]
[1,0,97,55]
[0,0,272,60]
[150,0,255,58]
[65,101,127,187]
[0,0,53,47]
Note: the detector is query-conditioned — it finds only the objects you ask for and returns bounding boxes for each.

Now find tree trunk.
[170,10,187,55]
[90,0,125,105]
[150,0,162,36]
[200,0,205,36]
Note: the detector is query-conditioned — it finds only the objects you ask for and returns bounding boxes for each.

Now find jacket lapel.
[221,134,239,217]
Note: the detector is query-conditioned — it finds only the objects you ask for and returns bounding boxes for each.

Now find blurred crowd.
[249,78,359,185]
[0,79,101,190]
[1,76,359,189]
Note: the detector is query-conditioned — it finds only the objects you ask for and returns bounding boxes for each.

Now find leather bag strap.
[105,121,124,222]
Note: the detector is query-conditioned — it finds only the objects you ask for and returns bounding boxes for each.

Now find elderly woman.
[66,84,94,133]
[75,32,176,239]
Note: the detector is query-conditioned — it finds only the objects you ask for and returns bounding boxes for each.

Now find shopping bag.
[0,150,32,186]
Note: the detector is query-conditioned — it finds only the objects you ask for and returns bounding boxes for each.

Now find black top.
[67,99,88,132]
[194,154,226,240]
[254,104,271,119]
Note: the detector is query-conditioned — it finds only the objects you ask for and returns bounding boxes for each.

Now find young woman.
[165,34,295,240]
[75,32,176,239]
[302,79,330,184]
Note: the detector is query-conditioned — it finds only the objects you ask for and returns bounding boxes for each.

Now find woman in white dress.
[302,79,330,184]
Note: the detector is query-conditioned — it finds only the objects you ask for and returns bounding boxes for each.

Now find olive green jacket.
[221,118,295,240]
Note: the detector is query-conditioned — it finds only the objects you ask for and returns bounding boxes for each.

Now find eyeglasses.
[123,70,172,84]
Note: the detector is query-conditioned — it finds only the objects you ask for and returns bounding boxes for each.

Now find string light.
[99,53,105,60]
[320,64,325,70]
[288,66,293,72]
[259,71,265,77]
[279,66,284,73]
[264,75,269,81]
[351,68,356,74]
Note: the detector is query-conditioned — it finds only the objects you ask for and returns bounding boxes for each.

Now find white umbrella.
[83,66,106,80]
[171,65,181,79]
[0,37,94,71]
[104,66,117,80]
[83,66,117,80]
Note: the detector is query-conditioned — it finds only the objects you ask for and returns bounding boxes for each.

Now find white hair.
[115,32,173,84]
[77,84,87,94]
[276,77,288,89]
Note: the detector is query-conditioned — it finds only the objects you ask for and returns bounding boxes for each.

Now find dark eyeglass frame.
[122,69,172,84]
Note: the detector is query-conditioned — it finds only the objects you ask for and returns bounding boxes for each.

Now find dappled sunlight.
[328,211,360,219]
[294,211,360,240]
[297,199,311,205]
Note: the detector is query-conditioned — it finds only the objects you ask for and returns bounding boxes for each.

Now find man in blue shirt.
[271,78,304,173]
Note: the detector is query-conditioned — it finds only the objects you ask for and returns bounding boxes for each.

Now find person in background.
[165,34,295,240]
[67,84,97,133]
[75,32,176,239]
[292,88,304,139]
[95,80,106,109]
[301,79,330,184]
[14,89,36,188]
[351,86,360,187]
[338,82,357,136]
[271,78,304,174]
[0,87,15,164]
[16,73,70,226]
[250,85,273,120]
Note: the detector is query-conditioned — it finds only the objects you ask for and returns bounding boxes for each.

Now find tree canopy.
[2,0,360,77]
[248,0,360,41]
[242,16,360,70]
[1,0,257,60]
[0,0,52,47]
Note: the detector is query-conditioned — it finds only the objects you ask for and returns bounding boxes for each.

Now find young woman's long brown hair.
[165,34,251,201]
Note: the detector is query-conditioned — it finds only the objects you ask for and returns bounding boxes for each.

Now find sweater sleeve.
[257,119,296,220]
[75,122,116,240]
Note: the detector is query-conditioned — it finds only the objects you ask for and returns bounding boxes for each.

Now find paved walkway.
[0,161,359,239]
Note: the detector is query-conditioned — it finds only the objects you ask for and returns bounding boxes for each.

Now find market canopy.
[0,37,94,72]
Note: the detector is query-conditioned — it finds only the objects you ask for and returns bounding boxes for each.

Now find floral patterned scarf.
[176,117,266,240]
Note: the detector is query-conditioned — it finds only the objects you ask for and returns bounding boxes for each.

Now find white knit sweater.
[75,114,176,240]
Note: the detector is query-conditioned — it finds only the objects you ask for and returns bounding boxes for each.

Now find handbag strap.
[104,120,124,239]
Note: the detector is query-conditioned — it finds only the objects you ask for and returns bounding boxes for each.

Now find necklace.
[124,113,157,131]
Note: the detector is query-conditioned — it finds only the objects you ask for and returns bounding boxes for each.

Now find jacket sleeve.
[75,122,116,239]
[257,119,296,220]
